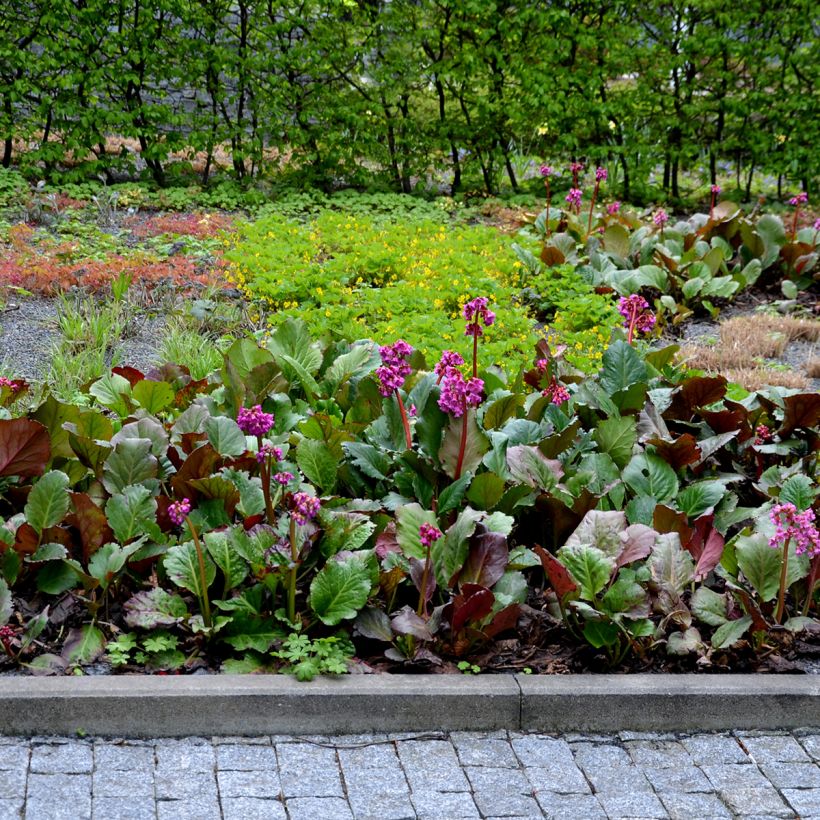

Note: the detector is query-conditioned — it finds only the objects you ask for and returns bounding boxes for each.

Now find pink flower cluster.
[618,295,656,335]
[815,218,820,231]
[438,370,484,417]
[256,443,284,464]
[274,471,294,486]
[789,192,808,206]
[595,167,607,182]
[419,522,443,548]
[462,297,495,337]
[237,405,275,437]
[569,161,585,175]
[755,424,773,445]
[769,502,820,557]
[565,188,583,209]
[542,378,570,405]
[539,164,553,177]
[291,492,321,526]
[0,377,20,391]
[607,201,621,215]
[168,498,192,526]
[711,184,722,195]
[435,350,465,381]
[653,209,669,228]
[376,339,413,397]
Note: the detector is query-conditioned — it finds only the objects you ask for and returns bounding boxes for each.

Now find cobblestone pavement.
[3,729,820,819]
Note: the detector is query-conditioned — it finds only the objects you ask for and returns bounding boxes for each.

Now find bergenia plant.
[769,503,820,622]
[376,339,414,449]
[417,523,443,617]
[287,490,321,623]
[462,297,495,377]
[437,359,484,481]
[588,167,607,235]
[653,208,668,238]
[565,187,583,215]
[788,192,808,239]
[618,295,656,344]
[569,161,584,187]
[709,184,721,220]
[168,498,212,627]
[239,404,277,522]
[540,164,554,237]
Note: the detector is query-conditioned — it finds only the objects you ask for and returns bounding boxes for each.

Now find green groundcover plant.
[0,293,817,677]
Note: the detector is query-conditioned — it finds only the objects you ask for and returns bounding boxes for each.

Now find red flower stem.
[185,516,212,628]
[258,435,275,525]
[803,554,820,616]
[587,181,599,236]
[417,540,433,618]
[627,306,637,345]
[472,325,479,378]
[792,206,800,240]
[545,179,552,238]
[709,192,715,220]
[395,391,412,450]
[454,400,468,481]
[287,516,298,624]
[775,539,790,625]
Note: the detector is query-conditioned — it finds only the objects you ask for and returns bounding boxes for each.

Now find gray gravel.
[0,298,166,381]
[4,729,820,819]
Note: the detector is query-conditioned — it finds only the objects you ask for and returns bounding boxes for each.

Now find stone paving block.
[220,797,286,820]
[338,742,403,770]
[156,799,220,820]
[0,800,22,820]
[285,796,354,820]
[658,791,732,820]
[782,788,820,817]
[409,789,480,819]
[584,763,653,794]
[346,790,418,820]
[641,764,714,793]
[465,765,537,816]
[701,763,771,790]
[625,739,693,768]
[761,761,820,789]
[396,739,470,793]
[29,742,93,774]
[451,735,518,768]
[524,762,590,795]
[341,760,408,795]
[618,731,678,741]
[91,797,156,820]
[0,745,29,770]
[276,742,343,797]
[154,739,215,774]
[682,734,749,764]
[596,790,670,819]
[511,735,575,768]
[571,741,631,771]
[217,769,281,799]
[154,770,218,801]
[799,735,820,762]
[719,787,795,817]
[25,774,92,820]
[742,735,811,763]
[0,767,26,798]
[92,767,155,798]
[216,743,278,770]
[536,792,607,820]
[212,736,272,745]
[93,742,154,771]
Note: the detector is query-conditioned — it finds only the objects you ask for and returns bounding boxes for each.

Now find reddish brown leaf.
[68,493,115,562]
[534,545,577,599]
[615,524,657,568]
[665,376,727,420]
[653,505,695,547]
[458,526,508,589]
[112,366,145,387]
[691,516,725,580]
[483,604,521,639]
[0,419,51,478]
[700,405,752,442]
[540,244,565,266]
[647,434,701,470]
[449,584,495,634]
[171,444,222,499]
[780,393,820,437]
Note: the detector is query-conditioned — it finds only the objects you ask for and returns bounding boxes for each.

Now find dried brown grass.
[806,357,820,379]
[720,368,809,392]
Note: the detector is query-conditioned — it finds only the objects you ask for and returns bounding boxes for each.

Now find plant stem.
[261,457,276,525]
[185,517,212,628]
[472,322,479,378]
[545,179,552,238]
[395,391,412,450]
[803,554,820,616]
[627,305,637,345]
[417,540,433,618]
[454,401,469,481]
[287,516,298,624]
[792,206,800,240]
[775,539,790,624]
[587,181,599,236]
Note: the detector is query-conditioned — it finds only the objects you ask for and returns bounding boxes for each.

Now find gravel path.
[3,728,820,819]
[0,299,166,381]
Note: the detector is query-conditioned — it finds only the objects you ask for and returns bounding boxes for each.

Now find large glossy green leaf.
[557,544,614,601]
[62,624,106,664]
[102,439,158,494]
[164,541,216,599]
[88,542,142,589]
[297,438,338,493]
[735,532,808,602]
[648,533,694,595]
[124,588,188,629]
[106,485,161,543]
[623,453,678,503]
[600,340,648,395]
[593,416,636,468]
[309,554,372,625]
[434,507,483,587]
[439,411,489,480]
[24,471,70,534]
[0,578,12,625]
[711,616,753,649]
[204,530,249,591]
[132,380,174,414]
[395,503,438,560]
[205,417,247,457]
[676,481,726,518]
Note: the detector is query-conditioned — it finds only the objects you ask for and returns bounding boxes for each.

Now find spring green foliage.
[0,2,815,196]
